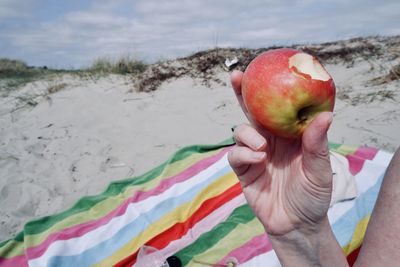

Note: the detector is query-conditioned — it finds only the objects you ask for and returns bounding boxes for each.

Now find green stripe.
[329,142,358,156]
[1,138,235,245]
[0,236,25,258]
[188,217,264,265]
[0,232,24,252]
[328,142,341,150]
[175,204,255,266]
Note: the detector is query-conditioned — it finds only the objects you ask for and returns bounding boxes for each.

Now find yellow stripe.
[189,218,264,266]
[0,240,25,259]
[342,215,370,255]
[24,149,222,249]
[333,144,358,156]
[94,172,238,267]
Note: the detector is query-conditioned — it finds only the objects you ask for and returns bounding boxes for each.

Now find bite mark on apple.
[289,53,330,81]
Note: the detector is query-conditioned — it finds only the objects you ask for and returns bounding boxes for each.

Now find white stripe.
[372,149,393,167]
[29,155,230,267]
[328,150,392,223]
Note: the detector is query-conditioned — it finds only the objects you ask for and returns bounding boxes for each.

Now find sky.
[1,0,399,69]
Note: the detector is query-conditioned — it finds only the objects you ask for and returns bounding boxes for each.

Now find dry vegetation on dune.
[134,35,400,92]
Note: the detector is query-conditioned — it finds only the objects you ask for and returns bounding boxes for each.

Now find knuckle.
[228,147,243,167]
[233,124,251,141]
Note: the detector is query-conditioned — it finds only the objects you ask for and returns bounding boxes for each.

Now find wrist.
[267,217,348,267]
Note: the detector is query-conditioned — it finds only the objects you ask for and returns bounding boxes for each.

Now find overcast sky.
[1,0,399,69]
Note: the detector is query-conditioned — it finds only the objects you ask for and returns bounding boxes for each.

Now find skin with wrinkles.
[230,116,332,235]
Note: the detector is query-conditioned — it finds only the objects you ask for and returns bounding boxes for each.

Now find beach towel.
[0,138,393,267]
[329,151,358,206]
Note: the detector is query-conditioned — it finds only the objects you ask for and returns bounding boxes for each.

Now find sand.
[1,36,400,241]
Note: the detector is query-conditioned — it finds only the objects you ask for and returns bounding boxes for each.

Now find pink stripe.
[346,146,378,176]
[132,147,232,202]
[157,194,246,258]
[24,147,231,260]
[346,154,364,176]
[354,146,378,160]
[218,233,272,265]
[0,254,28,267]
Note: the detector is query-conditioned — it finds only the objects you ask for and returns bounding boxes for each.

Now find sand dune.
[1,36,400,241]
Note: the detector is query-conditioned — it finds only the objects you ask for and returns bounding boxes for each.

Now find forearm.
[268,217,349,267]
[353,148,400,266]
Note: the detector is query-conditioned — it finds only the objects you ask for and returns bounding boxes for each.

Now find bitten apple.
[241,48,336,139]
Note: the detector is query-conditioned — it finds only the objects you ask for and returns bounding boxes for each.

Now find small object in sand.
[110,163,126,168]
[224,57,239,70]
[225,257,239,266]
[166,255,182,267]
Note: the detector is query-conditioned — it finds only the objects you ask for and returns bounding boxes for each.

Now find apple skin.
[241,48,336,139]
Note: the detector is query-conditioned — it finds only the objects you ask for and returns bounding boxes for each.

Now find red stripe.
[114,182,242,267]
[346,245,361,266]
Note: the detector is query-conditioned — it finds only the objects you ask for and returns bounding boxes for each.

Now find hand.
[228,70,334,236]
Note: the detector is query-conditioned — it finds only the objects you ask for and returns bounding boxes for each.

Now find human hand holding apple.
[228,50,346,266]
[241,48,335,138]
[228,47,336,234]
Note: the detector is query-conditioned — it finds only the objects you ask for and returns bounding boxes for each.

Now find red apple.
[241,48,336,139]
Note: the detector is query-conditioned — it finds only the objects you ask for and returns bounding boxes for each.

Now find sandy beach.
[1,35,400,241]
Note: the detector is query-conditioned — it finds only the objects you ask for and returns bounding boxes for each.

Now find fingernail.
[253,138,265,150]
[252,152,265,160]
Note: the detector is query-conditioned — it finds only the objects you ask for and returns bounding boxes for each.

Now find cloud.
[0,0,399,68]
[63,11,129,27]
[0,0,37,19]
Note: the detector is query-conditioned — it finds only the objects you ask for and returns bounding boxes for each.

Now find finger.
[231,71,272,138]
[233,124,267,151]
[228,145,266,178]
[230,70,249,114]
[231,70,243,96]
[302,112,333,186]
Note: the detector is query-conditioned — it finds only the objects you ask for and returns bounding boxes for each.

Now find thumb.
[301,112,333,186]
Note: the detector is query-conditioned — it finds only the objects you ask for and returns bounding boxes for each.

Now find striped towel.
[0,138,393,267]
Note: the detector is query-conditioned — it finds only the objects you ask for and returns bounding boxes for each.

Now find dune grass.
[86,56,147,75]
[0,56,147,96]
[0,58,63,96]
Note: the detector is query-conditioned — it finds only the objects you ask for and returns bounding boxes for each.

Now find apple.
[241,48,336,139]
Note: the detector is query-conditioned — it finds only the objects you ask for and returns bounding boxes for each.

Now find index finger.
[230,70,249,115]
[230,70,275,140]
